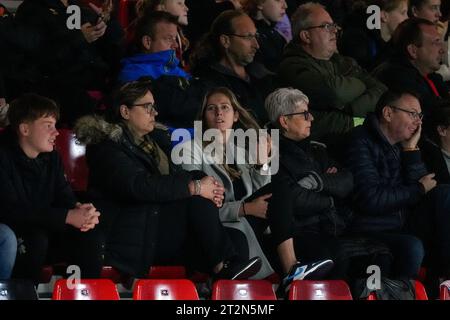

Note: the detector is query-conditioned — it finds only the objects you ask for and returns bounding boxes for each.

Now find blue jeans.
[0,224,17,279]
[366,232,424,278]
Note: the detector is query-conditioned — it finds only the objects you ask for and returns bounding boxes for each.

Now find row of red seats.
[50,278,438,300]
[3,277,448,300]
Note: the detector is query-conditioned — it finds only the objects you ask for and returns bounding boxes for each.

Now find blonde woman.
[180,87,275,279]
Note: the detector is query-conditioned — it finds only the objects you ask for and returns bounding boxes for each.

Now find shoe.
[276,259,334,297]
[216,257,262,280]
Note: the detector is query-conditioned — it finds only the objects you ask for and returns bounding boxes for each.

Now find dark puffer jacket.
[270,135,354,239]
[346,114,427,232]
[74,116,194,277]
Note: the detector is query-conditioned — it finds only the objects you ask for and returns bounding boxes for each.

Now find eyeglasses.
[226,33,260,41]
[390,106,423,120]
[130,102,157,114]
[283,110,312,121]
[205,104,233,113]
[304,23,341,33]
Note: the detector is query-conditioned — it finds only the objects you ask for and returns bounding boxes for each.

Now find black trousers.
[153,194,238,273]
[12,226,104,283]
[408,184,450,278]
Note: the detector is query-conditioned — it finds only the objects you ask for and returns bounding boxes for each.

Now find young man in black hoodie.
[0,93,101,283]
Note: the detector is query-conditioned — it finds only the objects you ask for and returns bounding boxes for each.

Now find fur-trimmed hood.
[74,115,124,146]
[74,115,169,146]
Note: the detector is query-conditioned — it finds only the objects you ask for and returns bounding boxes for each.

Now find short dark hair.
[430,101,450,144]
[408,0,429,16]
[109,78,153,123]
[8,93,60,132]
[189,10,247,70]
[392,17,436,58]
[375,89,421,119]
[134,10,179,50]
[374,0,409,12]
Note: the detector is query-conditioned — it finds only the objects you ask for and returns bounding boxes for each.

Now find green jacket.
[277,42,387,141]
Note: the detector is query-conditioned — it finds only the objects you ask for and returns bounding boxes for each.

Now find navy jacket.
[346,114,427,232]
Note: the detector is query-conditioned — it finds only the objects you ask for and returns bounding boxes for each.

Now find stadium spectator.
[13,0,124,125]
[0,224,17,280]
[339,0,408,70]
[74,79,262,279]
[190,10,274,125]
[118,11,206,128]
[409,0,450,81]
[134,0,190,64]
[0,94,101,283]
[347,89,450,287]
[243,0,288,72]
[179,87,274,279]
[409,0,442,25]
[372,18,449,135]
[265,88,390,296]
[277,2,386,149]
[422,104,450,184]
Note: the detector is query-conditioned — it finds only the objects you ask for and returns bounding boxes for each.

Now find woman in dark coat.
[74,79,261,278]
[265,87,390,296]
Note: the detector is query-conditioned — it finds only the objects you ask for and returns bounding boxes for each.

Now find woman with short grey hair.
[264,87,309,130]
[265,88,390,297]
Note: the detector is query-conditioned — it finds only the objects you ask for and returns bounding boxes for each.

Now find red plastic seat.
[147,266,187,279]
[54,129,88,192]
[52,279,120,300]
[265,273,281,284]
[118,0,138,29]
[367,280,428,300]
[39,265,54,284]
[100,266,125,283]
[414,281,428,300]
[212,280,277,300]
[289,280,353,300]
[133,279,199,300]
[440,280,450,300]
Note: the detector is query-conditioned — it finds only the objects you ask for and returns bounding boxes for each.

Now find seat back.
[0,279,38,300]
[133,279,199,300]
[289,280,353,300]
[414,281,428,300]
[118,0,138,29]
[147,266,187,279]
[366,280,428,300]
[55,129,88,192]
[212,280,277,300]
[440,280,450,300]
[52,279,120,300]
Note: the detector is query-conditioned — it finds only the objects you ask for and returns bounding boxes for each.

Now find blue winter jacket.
[118,49,191,83]
[346,114,427,232]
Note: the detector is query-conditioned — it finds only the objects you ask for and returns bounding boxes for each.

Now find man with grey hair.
[277,2,387,151]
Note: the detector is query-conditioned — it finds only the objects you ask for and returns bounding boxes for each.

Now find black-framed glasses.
[304,23,341,33]
[283,110,312,121]
[130,102,157,114]
[226,33,260,41]
[390,106,423,120]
